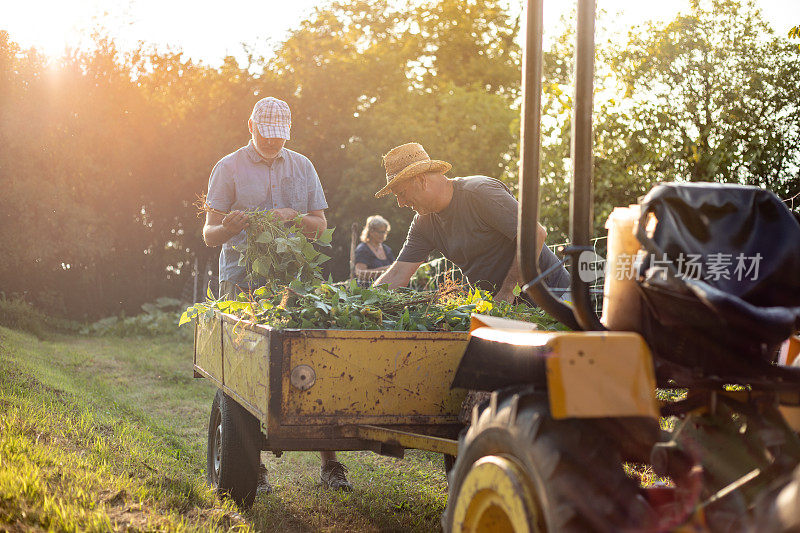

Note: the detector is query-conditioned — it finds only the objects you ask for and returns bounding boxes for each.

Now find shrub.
[0,294,84,338]
[81,297,191,340]
[0,295,48,337]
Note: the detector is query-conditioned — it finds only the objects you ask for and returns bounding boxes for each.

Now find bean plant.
[239,210,333,286]
[180,279,562,332]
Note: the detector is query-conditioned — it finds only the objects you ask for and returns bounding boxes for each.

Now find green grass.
[0,325,449,532]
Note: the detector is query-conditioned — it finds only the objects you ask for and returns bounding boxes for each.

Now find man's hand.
[494,223,547,302]
[272,207,299,222]
[221,210,249,236]
[373,261,422,289]
[204,210,248,247]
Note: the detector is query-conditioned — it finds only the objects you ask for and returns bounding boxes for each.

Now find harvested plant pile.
[189,195,560,331]
[180,279,562,332]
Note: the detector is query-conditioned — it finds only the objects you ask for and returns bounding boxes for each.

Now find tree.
[609,0,800,202]
[262,0,523,278]
[530,0,800,248]
[790,24,800,50]
[414,0,521,98]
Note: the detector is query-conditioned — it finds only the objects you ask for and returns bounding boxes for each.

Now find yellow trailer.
[193,309,468,507]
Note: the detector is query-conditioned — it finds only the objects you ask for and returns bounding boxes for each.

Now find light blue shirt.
[206,141,328,283]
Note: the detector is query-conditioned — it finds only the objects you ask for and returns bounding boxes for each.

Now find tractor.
[441,0,800,531]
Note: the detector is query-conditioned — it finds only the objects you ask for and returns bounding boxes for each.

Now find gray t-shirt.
[206,142,328,283]
[396,176,569,292]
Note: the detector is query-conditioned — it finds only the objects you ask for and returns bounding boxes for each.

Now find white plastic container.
[601,205,644,331]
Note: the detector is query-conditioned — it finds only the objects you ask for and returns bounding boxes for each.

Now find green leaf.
[178,311,192,326]
[302,241,318,260]
[288,279,307,295]
[256,231,274,244]
[228,301,250,312]
[252,258,269,276]
[317,228,334,246]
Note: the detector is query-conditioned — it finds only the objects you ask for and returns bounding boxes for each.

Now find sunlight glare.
[1,1,103,58]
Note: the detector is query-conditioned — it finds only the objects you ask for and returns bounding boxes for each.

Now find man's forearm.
[535,223,547,259]
[373,261,420,290]
[204,224,236,248]
[496,224,547,301]
[373,268,403,289]
[299,213,326,239]
[495,255,521,302]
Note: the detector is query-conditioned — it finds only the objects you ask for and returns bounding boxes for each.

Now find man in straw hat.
[374,142,570,301]
[203,97,353,492]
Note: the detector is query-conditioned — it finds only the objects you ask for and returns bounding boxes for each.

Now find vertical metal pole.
[519,0,580,330]
[349,222,359,281]
[193,256,199,303]
[570,0,605,330]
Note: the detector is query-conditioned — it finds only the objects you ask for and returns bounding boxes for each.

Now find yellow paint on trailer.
[221,321,270,418]
[350,424,459,456]
[546,332,658,419]
[282,329,468,425]
[195,312,223,381]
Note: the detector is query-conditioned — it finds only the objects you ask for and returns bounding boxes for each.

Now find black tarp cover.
[635,183,800,365]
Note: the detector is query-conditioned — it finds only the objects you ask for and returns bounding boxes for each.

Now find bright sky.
[2,0,799,65]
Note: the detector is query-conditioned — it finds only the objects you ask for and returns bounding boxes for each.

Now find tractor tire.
[206,389,261,509]
[443,388,654,533]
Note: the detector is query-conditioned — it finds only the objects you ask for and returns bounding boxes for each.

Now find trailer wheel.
[207,389,261,509]
[444,454,456,475]
[443,389,653,532]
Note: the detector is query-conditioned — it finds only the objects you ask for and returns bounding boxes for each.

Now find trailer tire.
[207,389,261,509]
[443,389,653,532]
[444,454,456,475]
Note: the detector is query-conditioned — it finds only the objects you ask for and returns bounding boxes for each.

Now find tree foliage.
[609,0,800,197]
[1,0,799,319]
[539,0,800,242]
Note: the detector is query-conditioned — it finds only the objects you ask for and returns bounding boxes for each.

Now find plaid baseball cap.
[250,97,291,140]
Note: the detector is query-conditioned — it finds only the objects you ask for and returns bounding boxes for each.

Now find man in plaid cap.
[203,97,352,492]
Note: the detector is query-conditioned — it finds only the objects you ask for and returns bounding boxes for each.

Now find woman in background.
[355,215,395,283]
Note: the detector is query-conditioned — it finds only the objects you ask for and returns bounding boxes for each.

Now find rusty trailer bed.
[193,310,469,455]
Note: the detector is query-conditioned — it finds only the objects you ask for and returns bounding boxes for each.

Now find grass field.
[0,325,449,532]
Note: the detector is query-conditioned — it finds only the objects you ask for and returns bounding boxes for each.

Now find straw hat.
[375,142,452,198]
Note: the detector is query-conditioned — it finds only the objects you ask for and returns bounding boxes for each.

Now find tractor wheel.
[206,389,261,509]
[443,389,653,532]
